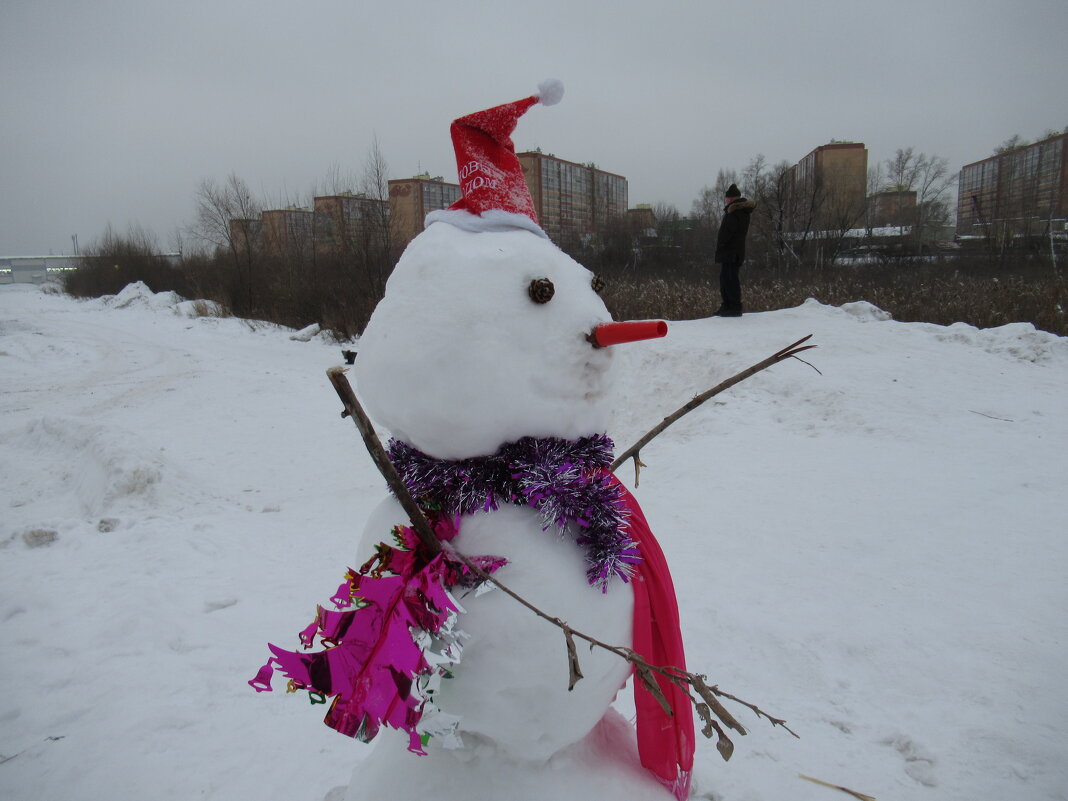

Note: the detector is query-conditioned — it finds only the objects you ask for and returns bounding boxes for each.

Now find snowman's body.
[344,221,675,799]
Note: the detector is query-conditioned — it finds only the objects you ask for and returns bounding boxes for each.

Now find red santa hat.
[425,80,564,237]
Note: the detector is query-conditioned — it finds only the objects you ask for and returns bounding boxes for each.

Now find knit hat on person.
[725,184,741,198]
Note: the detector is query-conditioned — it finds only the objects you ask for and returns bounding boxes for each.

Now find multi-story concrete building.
[788,142,868,232]
[229,218,263,256]
[388,174,462,248]
[314,194,390,256]
[956,131,1068,246]
[261,208,315,261]
[517,151,628,245]
[626,205,657,235]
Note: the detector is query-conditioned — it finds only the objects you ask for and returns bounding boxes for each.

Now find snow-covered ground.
[1,281,1065,801]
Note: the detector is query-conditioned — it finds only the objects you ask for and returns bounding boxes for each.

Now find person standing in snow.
[713,183,756,317]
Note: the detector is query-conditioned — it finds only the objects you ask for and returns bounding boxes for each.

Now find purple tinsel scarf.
[388,434,641,589]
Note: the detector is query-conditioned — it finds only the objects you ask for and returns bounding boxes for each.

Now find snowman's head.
[354,222,617,459]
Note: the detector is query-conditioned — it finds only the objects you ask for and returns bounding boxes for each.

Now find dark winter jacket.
[714,198,756,264]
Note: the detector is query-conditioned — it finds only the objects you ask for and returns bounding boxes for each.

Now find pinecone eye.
[591,275,606,295]
[528,277,555,304]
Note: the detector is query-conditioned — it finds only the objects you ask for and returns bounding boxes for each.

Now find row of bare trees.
[585,147,955,282]
[67,143,962,336]
[548,149,952,286]
[673,148,957,270]
[186,140,397,336]
[66,140,400,338]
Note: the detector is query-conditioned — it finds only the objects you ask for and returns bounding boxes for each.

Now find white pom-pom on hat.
[537,79,564,106]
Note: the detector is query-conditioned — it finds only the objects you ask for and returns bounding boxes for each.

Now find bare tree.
[651,202,680,225]
[622,202,679,273]
[691,169,738,230]
[784,163,827,264]
[994,134,1029,154]
[741,156,805,267]
[883,148,956,252]
[320,161,360,196]
[193,173,259,251]
[865,163,885,232]
[817,174,872,264]
[356,135,397,306]
[193,173,261,311]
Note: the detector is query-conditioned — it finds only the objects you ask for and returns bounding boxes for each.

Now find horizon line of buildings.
[7,131,1066,282]
[231,142,906,261]
[239,133,1068,261]
[229,150,632,261]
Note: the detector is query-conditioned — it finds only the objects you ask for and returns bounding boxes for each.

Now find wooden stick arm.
[327,367,442,556]
[611,335,817,476]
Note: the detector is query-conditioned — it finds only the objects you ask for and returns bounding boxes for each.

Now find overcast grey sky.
[2,0,1066,255]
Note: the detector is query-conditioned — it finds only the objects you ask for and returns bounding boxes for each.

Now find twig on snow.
[798,773,877,801]
[968,409,1013,423]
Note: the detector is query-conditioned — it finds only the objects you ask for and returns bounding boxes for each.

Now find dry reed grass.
[601,257,1067,337]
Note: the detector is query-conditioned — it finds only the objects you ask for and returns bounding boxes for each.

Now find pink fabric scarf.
[612,475,695,800]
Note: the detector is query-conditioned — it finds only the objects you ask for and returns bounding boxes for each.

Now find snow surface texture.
[1,282,1067,800]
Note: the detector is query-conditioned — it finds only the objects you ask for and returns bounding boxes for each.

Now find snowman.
[253,82,695,801]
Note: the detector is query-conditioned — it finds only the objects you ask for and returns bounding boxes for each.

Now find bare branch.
[698,680,799,739]
[695,707,735,761]
[690,674,747,735]
[632,454,647,487]
[611,336,818,474]
[635,664,673,717]
[327,367,442,556]
[564,627,584,691]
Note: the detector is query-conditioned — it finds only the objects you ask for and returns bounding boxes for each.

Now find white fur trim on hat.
[424,208,549,238]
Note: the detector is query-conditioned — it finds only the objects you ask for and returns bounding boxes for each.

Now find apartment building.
[788,142,868,231]
[388,174,462,248]
[517,151,628,245]
[314,194,390,256]
[229,218,263,255]
[261,208,315,260]
[956,131,1068,245]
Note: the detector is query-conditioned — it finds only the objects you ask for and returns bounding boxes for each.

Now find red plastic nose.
[589,320,668,348]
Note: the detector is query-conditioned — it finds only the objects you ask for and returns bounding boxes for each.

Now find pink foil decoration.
[248,659,276,693]
[330,580,354,608]
[298,619,319,648]
[251,523,505,753]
